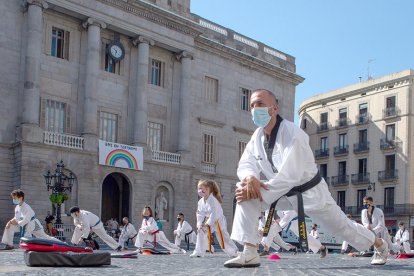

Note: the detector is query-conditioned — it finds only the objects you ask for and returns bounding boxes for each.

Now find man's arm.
[372,209,385,232]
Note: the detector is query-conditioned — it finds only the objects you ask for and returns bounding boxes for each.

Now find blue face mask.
[251,107,271,128]
[362,204,370,209]
[143,216,149,220]
[12,198,19,205]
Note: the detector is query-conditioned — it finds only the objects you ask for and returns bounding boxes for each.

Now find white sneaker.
[190,252,202,258]
[224,251,260,268]
[371,241,388,265]
[172,248,186,254]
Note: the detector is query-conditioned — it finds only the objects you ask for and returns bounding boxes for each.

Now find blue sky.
[191,0,414,123]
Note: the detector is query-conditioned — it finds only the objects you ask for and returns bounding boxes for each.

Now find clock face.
[110,45,123,59]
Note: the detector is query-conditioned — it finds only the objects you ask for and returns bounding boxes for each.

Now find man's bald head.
[252,89,278,105]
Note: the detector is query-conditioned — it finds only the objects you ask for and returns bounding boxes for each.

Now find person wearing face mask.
[134,206,185,254]
[190,180,239,258]
[174,213,196,250]
[118,217,137,250]
[0,189,60,250]
[224,89,390,268]
[393,222,412,253]
[69,206,122,251]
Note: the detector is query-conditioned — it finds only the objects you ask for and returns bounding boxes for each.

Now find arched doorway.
[101,173,130,225]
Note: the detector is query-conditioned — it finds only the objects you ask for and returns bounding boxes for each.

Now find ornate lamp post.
[44,161,76,238]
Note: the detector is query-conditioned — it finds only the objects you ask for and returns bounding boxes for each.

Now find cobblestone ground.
[1,248,413,276]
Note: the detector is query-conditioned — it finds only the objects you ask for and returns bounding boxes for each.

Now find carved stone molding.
[131,35,155,47]
[175,50,193,61]
[22,0,48,12]
[82,18,107,30]
[232,126,254,135]
[198,117,225,128]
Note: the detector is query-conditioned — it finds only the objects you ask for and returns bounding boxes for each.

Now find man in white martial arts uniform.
[393,222,412,253]
[69,206,122,251]
[174,213,196,249]
[1,190,60,250]
[341,214,357,254]
[224,89,389,268]
[361,196,397,252]
[118,217,137,250]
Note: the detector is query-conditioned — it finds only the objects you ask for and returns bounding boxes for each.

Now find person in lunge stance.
[174,213,196,250]
[224,89,389,268]
[190,180,238,258]
[134,206,185,254]
[69,206,122,251]
[1,189,60,250]
[118,217,137,250]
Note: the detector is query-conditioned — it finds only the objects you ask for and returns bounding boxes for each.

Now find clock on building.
[107,41,125,61]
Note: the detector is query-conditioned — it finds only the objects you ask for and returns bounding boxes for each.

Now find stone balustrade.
[43,131,84,150]
[151,150,181,165]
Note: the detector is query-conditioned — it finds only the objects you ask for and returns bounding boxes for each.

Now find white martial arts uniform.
[118,222,138,247]
[393,228,412,253]
[1,202,60,246]
[361,207,396,250]
[258,212,292,251]
[71,210,119,250]
[174,220,196,247]
[193,195,238,257]
[134,217,183,253]
[231,119,376,252]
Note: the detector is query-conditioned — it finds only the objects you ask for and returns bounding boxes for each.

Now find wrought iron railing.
[314,149,329,158]
[353,142,369,153]
[334,145,349,156]
[331,175,349,186]
[351,173,370,184]
[378,169,399,181]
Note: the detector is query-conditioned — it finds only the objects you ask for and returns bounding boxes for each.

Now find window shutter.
[40,98,47,129]
[65,104,71,134]
[64,31,70,60]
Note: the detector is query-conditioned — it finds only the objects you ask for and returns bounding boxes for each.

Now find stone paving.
[1,248,414,276]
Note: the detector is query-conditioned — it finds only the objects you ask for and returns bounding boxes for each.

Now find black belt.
[184,230,193,250]
[263,171,321,252]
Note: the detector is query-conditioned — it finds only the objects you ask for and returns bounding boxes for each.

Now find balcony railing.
[353,142,369,153]
[151,150,181,165]
[331,175,349,186]
[355,114,370,125]
[314,149,329,159]
[336,118,349,128]
[380,138,398,150]
[383,106,400,118]
[334,145,349,156]
[351,173,370,184]
[345,204,414,216]
[43,131,84,150]
[201,163,216,174]
[378,169,399,181]
[317,122,329,133]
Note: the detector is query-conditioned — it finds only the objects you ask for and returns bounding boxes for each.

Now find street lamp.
[43,161,76,238]
[367,181,376,192]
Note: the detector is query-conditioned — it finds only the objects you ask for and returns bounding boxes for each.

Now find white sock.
[375,240,387,251]
[243,244,257,254]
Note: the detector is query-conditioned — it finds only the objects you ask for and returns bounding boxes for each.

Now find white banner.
[99,140,143,171]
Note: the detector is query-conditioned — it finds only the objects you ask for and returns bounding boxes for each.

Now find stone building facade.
[298,70,414,236]
[0,0,303,239]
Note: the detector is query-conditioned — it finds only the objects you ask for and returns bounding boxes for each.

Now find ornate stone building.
[0,0,303,239]
[298,70,414,236]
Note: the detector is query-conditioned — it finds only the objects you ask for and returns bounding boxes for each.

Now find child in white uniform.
[1,189,60,250]
[118,217,138,250]
[174,213,196,249]
[135,206,185,254]
[393,222,412,253]
[190,180,238,258]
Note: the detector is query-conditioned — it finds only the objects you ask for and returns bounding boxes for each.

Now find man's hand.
[367,224,373,231]
[235,176,268,203]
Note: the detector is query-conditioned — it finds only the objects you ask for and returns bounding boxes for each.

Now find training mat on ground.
[20,237,92,253]
[111,252,138,258]
[141,248,170,255]
[24,251,111,267]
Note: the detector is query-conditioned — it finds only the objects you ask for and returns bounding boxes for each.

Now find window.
[99,112,118,142]
[320,164,328,180]
[203,133,215,163]
[359,103,368,123]
[339,133,347,149]
[337,191,346,209]
[385,96,396,116]
[339,108,347,126]
[358,158,367,174]
[51,27,69,59]
[320,137,328,150]
[385,154,396,172]
[357,189,366,208]
[238,141,247,160]
[150,59,163,86]
[384,187,395,208]
[338,161,346,176]
[147,122,163,151]
[320,112,328,130]
[240,88,251,111]
[45,100,66,133]
[204,77,218,103]
[359,129,368,144]
[385,124,395,142]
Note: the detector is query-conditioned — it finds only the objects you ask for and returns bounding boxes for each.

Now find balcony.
[355,114,370,125]
[151,150,181,165]
[334,145,349,156]
[331,175,349,186]
[344,204,414,216]
[335,118,349,129]
[314,149,329,159]
[351,173,370,185]
[378,169,398,182]
[201,163,216,174]
[383,106,400,119]
[317,122,329,133]
[380,138,399,151]
[43,131,84,150]
[353,142,369,153]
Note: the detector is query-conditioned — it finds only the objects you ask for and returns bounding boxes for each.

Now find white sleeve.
[361,210,369,228]
[402,230,410,243]
[205,197,218,226]
[196,199,204,227]
[237,137,261,181]
[278,210,297,229]
[140,218,158,232]
[372,209,385,232]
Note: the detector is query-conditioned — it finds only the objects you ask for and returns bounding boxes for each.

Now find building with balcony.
[0,0,303,238]
[298,70,414,235]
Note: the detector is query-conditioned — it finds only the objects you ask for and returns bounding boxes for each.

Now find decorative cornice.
[96,0,202,38]
[131,35,155,47]
[82,18,107,30]
[232,126,254,135]
[22,0,48,12]
[175,50,193,61]
[198,117,225,128]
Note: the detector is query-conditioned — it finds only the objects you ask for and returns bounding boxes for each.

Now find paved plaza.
[1,248,414,276]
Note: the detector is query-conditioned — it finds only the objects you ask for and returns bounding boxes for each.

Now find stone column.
[82,18,106,136]
[22,0,48,126]
[176,51,193,152]
[132,36,154,146]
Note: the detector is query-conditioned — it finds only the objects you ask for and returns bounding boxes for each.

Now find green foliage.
[49,193,69,204]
